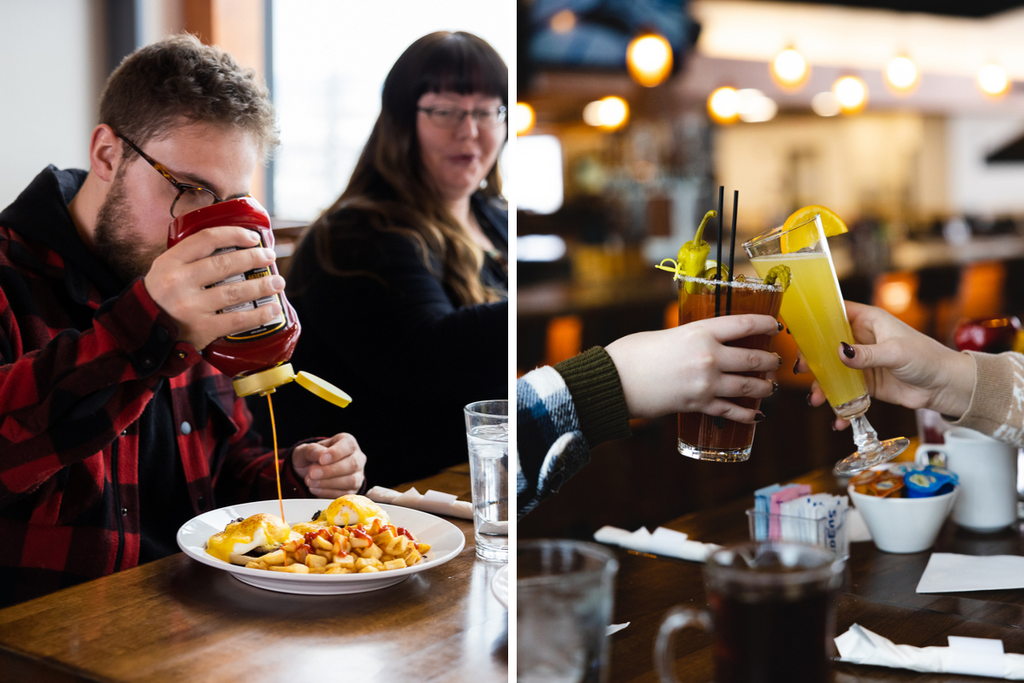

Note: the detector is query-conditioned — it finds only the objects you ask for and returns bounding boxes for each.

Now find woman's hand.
[606,314,782,422]
[802,301,975,428]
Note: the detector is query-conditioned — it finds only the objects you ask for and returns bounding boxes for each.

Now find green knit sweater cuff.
[555,346,632,448]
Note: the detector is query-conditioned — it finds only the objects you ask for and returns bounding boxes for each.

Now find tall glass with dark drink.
[676,275,784,461]
[656,542,842,683]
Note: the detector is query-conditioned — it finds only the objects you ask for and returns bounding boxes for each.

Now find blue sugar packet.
[753,484,783,540]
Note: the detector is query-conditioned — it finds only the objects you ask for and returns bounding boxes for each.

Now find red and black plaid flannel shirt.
[0,167,309,607]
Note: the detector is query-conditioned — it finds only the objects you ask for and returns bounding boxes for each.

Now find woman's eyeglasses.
[417,105,507,129]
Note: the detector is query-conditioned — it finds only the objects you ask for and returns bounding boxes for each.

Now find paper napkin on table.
[366,486,473,520]
[836,624,1024,679]
[593,525,722,562]
[917,553,1024,593]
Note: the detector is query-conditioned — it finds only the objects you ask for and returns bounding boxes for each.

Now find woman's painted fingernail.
[806,393,814,406]
[841,342,856,359]
[777,321,784,332]
[776,354,783,368]
[772,381,780,393]
[793,359,802,374]
[754,410,766,422]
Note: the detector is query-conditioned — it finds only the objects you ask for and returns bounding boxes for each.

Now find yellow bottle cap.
[295,371,352,408]
[231,365,352,408]
[233,364,297,397]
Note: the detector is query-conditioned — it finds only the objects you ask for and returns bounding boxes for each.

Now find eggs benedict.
[206,513,300,565]
[316,494,390,528]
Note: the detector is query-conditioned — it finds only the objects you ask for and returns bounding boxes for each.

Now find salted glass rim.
[676,275,783,293]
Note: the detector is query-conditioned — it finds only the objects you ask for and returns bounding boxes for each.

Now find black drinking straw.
[715,186,724,317]
[726,190,739,315]
[713,186,725,431]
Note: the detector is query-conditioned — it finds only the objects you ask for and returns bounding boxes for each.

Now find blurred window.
[517,135,563,215]
[271,0,512,221]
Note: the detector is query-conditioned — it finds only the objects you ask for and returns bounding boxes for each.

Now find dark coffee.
[708,585,834,683]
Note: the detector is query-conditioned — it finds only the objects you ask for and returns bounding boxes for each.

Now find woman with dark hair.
[254,31,508,488]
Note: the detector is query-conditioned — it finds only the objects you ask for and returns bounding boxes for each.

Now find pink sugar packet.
[769,484,812,539]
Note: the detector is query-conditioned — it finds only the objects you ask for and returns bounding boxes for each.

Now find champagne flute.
[743,214,909,474]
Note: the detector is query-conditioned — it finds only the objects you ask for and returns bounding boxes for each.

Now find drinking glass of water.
[465,400,508,562]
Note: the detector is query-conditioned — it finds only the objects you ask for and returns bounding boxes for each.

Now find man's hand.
[144,226,286,351]
[292,433,367,499]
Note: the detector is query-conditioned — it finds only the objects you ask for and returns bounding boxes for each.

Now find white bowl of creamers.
[847,464,957,554]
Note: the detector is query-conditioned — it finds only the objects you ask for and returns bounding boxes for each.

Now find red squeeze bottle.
[167,197,351,406]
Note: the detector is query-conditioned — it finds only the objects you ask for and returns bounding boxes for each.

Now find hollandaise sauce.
[267,393,285,522]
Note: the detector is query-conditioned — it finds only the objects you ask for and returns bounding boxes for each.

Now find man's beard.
[93,171,165,283]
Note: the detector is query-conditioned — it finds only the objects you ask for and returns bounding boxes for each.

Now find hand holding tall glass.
[744,213,909,474]
[676,275,785,461]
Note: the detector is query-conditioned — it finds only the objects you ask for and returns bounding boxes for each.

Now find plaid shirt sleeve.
[0,275,194,503]
[516,366,592,519]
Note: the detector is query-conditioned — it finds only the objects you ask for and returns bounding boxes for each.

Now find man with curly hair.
[0,34,366,607]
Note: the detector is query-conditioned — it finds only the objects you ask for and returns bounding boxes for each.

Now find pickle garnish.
[762,264,792,292]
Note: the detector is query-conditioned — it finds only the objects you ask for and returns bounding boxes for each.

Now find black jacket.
[249,193,508,486]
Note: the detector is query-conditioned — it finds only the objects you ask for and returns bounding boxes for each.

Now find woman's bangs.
[418,39,507,101]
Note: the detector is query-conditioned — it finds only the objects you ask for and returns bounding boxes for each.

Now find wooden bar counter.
[0,467,507,683]
[603,466,1024,682]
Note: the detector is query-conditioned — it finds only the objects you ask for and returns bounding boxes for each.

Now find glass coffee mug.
[518,540,618,683]
[655,542,843,683]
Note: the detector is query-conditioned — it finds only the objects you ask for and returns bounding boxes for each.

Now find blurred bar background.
[516,0,1024,538]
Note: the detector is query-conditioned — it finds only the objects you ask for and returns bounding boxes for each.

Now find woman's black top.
[249,193,508,487]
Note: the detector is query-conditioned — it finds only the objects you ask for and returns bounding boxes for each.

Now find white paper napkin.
[593,525,722,562]
[917,553,1024,593]
[366,486,474,520]
[836,623,1024,679]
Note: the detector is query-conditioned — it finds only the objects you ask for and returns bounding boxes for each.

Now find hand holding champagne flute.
[743,206,909,474]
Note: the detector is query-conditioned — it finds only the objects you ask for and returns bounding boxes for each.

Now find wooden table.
[605,466,1024,682]
[0,469,507,683]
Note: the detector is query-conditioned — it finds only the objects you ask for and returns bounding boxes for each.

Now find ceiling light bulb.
[811,91,841,117]
[737,89,777,123]
[550,9,576,34]
[584,97,629,130]
[707,87,740,125]
[978,64,1010,97]
[833,76,868,114]
[516,102,535,136]
[886,56,918,92]
[627,33,673,88]
[771,48,809,89]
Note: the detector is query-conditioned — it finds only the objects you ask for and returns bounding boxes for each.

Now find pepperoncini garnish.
[655,210,723,293]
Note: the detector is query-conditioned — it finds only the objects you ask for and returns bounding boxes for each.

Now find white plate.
[492,564,509,608]
[176,499,465,595]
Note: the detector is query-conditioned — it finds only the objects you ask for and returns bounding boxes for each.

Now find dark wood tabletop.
[605,466,1024,682]
[0,469,507,683]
